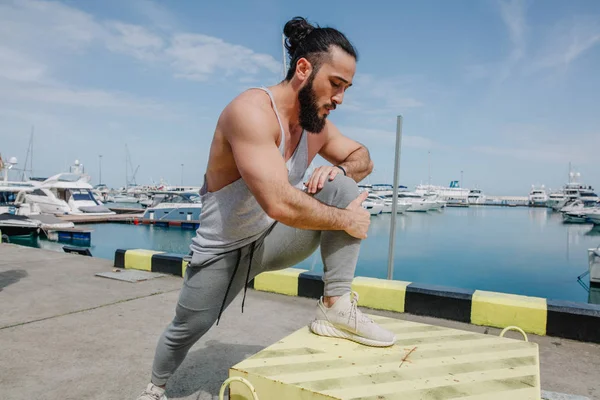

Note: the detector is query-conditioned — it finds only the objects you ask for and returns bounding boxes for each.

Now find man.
[137,16,396,400]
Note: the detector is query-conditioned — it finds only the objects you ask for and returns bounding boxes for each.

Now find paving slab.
[0,244,183,328]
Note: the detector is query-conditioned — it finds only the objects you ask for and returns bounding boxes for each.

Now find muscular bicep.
[224,103,290,216]
[318,121,364,165]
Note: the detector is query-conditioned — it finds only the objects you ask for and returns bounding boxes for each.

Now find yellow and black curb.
[114,248,600,344]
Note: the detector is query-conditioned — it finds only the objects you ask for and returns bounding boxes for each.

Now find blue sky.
[1,0,599,195]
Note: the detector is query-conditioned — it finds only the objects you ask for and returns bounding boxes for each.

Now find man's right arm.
[222,99,368,238]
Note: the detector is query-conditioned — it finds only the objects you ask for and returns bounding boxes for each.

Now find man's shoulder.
[226,88,273,118]
[220,89,278,139]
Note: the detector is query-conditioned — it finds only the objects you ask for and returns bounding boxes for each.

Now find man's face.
[298,46,356,133]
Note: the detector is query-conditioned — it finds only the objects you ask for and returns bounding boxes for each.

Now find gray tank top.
[190,87,309,255]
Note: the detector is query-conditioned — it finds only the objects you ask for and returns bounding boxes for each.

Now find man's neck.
[268,81,302,134]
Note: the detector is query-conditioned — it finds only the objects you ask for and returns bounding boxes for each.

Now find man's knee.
[313,175,359,208]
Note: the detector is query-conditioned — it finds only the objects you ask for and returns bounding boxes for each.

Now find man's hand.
[344,191,370,239]
[305,165,344,194]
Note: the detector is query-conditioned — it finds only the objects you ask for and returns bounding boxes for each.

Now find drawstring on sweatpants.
[216,242,257,325]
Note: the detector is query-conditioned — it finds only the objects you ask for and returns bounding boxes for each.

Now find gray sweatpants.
[151,175,361,386]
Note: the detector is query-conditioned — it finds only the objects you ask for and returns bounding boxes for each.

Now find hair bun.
[283,17,315,57]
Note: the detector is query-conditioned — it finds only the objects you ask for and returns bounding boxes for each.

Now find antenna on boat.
[428,150,431,187]
[21,126,34,181]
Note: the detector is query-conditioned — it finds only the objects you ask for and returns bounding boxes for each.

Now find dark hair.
[283,17,358,81]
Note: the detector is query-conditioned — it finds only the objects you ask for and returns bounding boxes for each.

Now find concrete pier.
[0,244,598,400]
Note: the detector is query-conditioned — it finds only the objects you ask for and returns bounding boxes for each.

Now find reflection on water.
[10,206,600,304]
[296,206,599,304]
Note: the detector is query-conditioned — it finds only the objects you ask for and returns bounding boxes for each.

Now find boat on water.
[0,213,40,237]
[415,181,469,202]
[583,208,600,225]
[361,194,384,215]
[25,172,116,216]
[560,199,599,214]
[549,169,598,211]
[547,192,567,211]
[369,184,430,213]
[562,210,592,224]
[528,185,548,207]
[467,189,486,205]
[142,192,202,222]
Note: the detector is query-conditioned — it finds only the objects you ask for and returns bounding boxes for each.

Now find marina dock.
[1,244,598,399]
[57,213,144,224]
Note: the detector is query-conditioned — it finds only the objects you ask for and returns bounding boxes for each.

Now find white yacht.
[25,169,115,216]
[0,155,40,215]
[361,194,384,215]
[584,208,600,225]
[528,185,548,207]
[415,181,469,202]
[142,192,202,222]
[422,192,447,210]
[562,210,592,224]
[560,199,599,214]
[547,192,567,211]
[467,189,486,205]
[381,196,412,214]
[397,192,436,212]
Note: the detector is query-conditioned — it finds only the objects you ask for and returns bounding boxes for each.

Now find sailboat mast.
[125,144,129,190]
[428,150,431,186]
[30,126,33,178]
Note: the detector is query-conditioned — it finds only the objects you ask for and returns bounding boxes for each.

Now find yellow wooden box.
[229,314,540,399]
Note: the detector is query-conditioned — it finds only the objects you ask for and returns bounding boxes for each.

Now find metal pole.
[387,115,403,280]
[181,163,184,186]
[99,155,102,185]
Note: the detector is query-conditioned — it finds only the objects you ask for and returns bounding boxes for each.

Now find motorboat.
[528,185,548,207]
[24,170,115,216]
[361,194,384,215]
[584,209,600,225]
[142,192,202,222]
[422,192,446,210]
[560,199,599,214]
[381,197,412,214]
[1,182,39,216]
[415,181,470,202]
[547,192,567,211]
[467,189,486,205]
[0,213,40,237]
[111,193,139,203]
[394,192,435,212]
[563,210,591,224]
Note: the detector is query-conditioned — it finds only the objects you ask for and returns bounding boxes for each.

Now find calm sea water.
[11,206,600,304]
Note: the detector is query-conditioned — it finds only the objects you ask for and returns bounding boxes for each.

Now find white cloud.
[0,0,102,52]
[0,46,46,83]
[340,73,425,118]
[128,0,178,31]
[105,21,164,61]
[337,126,435,149]
[497,0,527,82]
[9,84,165,113]
[166,33,281,82]
[529,16,600,72]
[471,123,599,165]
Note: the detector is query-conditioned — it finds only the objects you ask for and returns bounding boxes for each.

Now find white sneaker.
[136,383,167,400]
[310,291,396,347]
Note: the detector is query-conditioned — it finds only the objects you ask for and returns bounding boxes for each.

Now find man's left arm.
[305,122,373,193]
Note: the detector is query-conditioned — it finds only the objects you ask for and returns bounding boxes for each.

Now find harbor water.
[11,206,600,304]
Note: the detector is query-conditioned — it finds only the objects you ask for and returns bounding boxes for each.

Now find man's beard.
[298,75,328,134]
